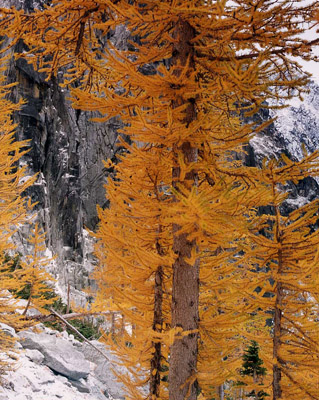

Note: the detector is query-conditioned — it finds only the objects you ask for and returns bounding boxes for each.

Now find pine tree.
[1,1,318,399]
[242,341,266,381]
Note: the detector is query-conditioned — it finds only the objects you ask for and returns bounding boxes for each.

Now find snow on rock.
[0,326,125,400]
[272,82,319,161]
[251,81,319,163]
[249,81,319,211]
[250,82,319,164]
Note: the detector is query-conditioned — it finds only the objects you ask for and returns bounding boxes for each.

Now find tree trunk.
[273,278,283,400]
[168,19,199,400]
[121,314,125,336]
[66,281,71,314]
[150,266,163,399]
[273,205,283,400]
[218,384,224,400]
[111,311,116,339]
[23,284,33,316]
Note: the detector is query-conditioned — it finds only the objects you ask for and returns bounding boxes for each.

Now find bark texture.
[273,257,283,400]
[273,206,283,400]
[150,266,164,399]
[168,19,199,400]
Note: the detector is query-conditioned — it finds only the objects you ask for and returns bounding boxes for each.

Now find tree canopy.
[0,1,318,399]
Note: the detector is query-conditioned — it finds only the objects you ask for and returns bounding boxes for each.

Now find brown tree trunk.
[273,205,283,400]
[111,311,116,339]
[218,384,224,400]
[168,19,199,400]
[273,277,283,400]
[66,281,71,314]
[23,284,33,316]
[121,314,125,336]
[150,266,163,399]
[169,236,199,400]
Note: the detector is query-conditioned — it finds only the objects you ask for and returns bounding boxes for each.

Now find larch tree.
[0,63,34,375]
[245,153,319,400]
[13,223,57,316]
[1,1,318,400]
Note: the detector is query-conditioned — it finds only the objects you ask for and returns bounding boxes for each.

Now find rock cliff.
[1,0,125,301]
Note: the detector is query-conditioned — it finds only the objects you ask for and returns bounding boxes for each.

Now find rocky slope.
[249,81,319,213]
[251,82,319,163]
[0,324,126,400]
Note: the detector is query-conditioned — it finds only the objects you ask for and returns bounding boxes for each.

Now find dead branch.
[26,311,111,323]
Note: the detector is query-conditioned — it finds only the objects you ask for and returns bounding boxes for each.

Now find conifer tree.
[1,1,318,399]
[240,341,268,400]
[13,223,57,315]
[245,153,319,400]
[0,64,34,375]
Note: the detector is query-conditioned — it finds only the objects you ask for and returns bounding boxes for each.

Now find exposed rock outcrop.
[0,0,126,299]
[18,330,91,380]
[82,341,126,399]
[1,325,126,400]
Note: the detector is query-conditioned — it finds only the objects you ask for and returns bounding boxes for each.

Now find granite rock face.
[10,57,120,292]
[1,0,126,298]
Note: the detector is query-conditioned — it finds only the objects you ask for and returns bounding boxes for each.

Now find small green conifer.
[241,341,268,400]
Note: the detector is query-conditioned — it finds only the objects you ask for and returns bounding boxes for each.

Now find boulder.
[83,374,111,400]
[25,349,44,365]
[82,340,126,399]
[0,323,18,339]
[18,330,90,380]
[15,300,42,317]
[69,379,90,393]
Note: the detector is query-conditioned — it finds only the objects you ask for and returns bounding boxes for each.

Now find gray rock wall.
[11,58,119,291]
[1,0,121,296]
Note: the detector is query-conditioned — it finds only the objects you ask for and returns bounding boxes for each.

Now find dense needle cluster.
[0,1,319,399]
[0,65,33,375]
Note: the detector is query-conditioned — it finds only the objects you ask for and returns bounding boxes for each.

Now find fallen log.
[26,311,111,323]
[48,308,115,365]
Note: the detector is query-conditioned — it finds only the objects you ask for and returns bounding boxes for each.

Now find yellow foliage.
[1,0,318,398]
[0,63,35,378]
[244,155,319,400]
[13,224,57,316]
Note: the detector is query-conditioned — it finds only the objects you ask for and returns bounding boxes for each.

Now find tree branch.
[26,311,111,323]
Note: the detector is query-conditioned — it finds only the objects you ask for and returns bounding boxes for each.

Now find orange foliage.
[0,62,34,376]
[1,1,318,399]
